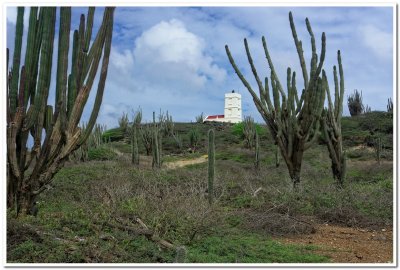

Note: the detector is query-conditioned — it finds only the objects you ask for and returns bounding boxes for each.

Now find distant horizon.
[6,6,394,128]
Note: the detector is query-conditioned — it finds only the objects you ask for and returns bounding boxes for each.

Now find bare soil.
[164,155,208,169]
[275,223,393,263]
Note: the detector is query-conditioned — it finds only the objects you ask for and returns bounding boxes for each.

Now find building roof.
[205,115,224,120]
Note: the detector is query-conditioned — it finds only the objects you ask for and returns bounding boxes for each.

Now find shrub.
[102,127,125,142]
[347,89,364,116]
[88,146,118,161]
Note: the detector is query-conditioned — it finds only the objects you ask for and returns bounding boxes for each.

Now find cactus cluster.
[71,122,107,162]
[7,7,115,214]
[225,12,327,188]
[189,128,200,153]
[347,89,364,116]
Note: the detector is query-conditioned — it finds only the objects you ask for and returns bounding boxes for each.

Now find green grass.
[187,230,328,263]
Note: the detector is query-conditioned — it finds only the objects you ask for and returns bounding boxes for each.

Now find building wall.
[224,93,242,123]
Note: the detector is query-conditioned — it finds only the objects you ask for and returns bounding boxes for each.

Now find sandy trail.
[164,155,208,169]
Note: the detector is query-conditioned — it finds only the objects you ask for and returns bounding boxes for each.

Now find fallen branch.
[110,216,176,250]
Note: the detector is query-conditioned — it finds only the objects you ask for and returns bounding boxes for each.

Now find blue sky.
[7,6,394,128]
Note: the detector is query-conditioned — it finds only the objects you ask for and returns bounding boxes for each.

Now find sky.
[6,6,394,128]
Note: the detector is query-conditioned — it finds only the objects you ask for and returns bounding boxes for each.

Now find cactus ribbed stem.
[208,129,215,205]
[254,131,260,170]
[132,126,139,165]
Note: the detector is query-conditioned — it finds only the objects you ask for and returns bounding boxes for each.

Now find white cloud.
[359,24,392,61]
[132,19,226,90]
[110,47,134,75]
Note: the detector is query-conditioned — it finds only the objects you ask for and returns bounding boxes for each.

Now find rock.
[100,234,115,241]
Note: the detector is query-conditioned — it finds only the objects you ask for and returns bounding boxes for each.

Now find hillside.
[7,112,393,263]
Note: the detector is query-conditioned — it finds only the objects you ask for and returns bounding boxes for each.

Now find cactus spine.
[321,51,346,187]
[7,7,115,215]
[208,129,215,205]
[254,131,260,170]
[225,12,327,188]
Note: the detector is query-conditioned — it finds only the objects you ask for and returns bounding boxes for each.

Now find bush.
[102,127,125,142]
[88,146,118,161]
[232,122,264,138]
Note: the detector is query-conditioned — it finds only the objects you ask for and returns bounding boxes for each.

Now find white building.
[204,90,242,123]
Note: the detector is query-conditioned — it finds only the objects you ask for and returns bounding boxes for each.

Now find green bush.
[232,122,265,138]
[88,146,118,161]
[102,127,125,142]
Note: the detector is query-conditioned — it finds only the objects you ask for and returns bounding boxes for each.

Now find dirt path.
[164,155,208,169]
[275,223,393,263]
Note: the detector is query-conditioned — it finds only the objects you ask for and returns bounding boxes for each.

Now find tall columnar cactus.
[208,129,215,205]
[140,124,153,156]
[131,125,139,165]
[387,98,393,113]
[118,111,129,131]
[254,131,260,170]
[374,137,382,165]
[225,12,327,188]
[7,7,115,215]
[152,111,161,168]
[321,51,346,187]
[243,115,256,149]
[70,122,106,162]
[130,108,142,165]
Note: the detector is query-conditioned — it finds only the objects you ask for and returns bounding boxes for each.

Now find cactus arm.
[75,14,86,93]
[17,67,26,109]
[261,36,287,101]
[289,11,309,90]
[333,65,339,116]
[79,7,115,144]
[55,8,70,112]
[314,32,326,82]
[10,7,24,116]
[225,44,269,117]
[84,7,95,52]
[263,77,274,112]
[244,38,269,112]
[67,30,78,118]
[23,7,38,107]
[337,50,344,123]
[26,7,56,132]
